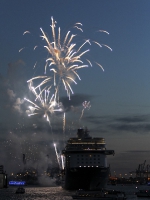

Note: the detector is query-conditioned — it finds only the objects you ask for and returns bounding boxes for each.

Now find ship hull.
[63,167,109,190]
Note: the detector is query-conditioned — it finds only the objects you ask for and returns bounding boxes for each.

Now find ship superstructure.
[62,128,114,190]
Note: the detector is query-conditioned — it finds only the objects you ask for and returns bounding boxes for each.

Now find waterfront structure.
[0,165,7,188]
[61,128,115,190]
[130,160,150,184]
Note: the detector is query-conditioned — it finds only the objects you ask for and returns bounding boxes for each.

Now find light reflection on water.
[0,185,150,200]
[0,186,72,200]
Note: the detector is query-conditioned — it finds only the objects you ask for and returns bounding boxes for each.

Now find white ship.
[61,128,115,190]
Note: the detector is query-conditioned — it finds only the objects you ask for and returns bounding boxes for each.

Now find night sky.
[0,0,150,176]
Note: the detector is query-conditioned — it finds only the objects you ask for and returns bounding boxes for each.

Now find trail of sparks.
[33,45,38,50]
[61,155,65,170]
[80,101,91,120]
[23,31,30,35]
[101,44,112,51]
[98,30,109,35]
[19,47,25,52]
[63,113,66,143]
[24,86,63,125]
[54,143,61,168]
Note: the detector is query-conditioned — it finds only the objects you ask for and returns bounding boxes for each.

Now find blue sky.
[1,0,150,175]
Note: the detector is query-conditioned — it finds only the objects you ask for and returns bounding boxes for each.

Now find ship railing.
[63,148,106,151]
[62,150,115,155]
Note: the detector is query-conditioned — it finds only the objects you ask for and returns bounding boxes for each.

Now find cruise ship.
[61,128,115,190]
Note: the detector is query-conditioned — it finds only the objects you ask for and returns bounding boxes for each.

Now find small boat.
[15,187,25,194]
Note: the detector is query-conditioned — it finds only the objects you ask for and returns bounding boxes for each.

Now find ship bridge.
[62,129,114,155]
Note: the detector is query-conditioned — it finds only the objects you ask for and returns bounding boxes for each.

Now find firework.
[24,85,65,168]
[23,16,111,168]
[80,101,91,120]
[24,85,63,125]
[27,16,111,100]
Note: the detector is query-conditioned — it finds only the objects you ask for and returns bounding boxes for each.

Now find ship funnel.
[77,128,90,138]
[77,129,84,138]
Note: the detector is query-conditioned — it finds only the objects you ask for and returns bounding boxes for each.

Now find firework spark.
[54,143,60,168]
[61,155,65,170]
[63,112,66,143]
[98,30,109,35]
[23,31,30,35]
[63,112,66,131]
[19,47,25,52]
[80,101,91,120]
[33,45,38,50]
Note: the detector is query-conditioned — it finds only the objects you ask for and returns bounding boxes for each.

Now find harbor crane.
[130,160,150,182]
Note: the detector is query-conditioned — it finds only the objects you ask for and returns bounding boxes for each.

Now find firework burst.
[24,85,63,125]
[27,16,111,100]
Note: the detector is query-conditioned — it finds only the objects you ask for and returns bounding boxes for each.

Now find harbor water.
[0,184,150,200]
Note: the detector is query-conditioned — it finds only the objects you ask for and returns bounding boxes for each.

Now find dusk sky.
[1,0,150,176]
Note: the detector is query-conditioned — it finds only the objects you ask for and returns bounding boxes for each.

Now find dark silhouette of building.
[0,165,7,188]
